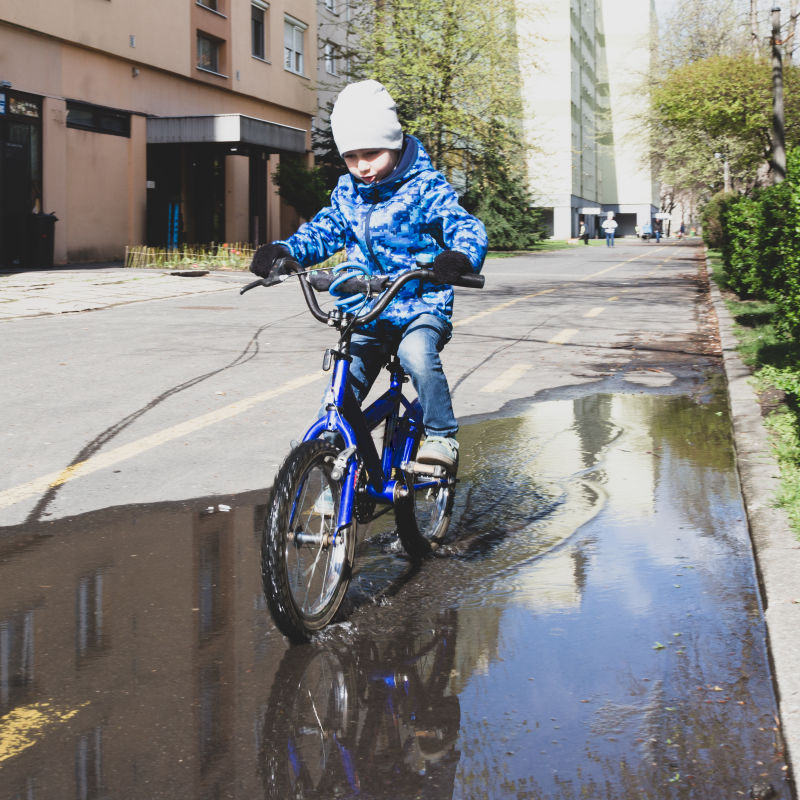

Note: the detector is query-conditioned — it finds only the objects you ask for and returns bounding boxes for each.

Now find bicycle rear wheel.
[262,440,354,642]
[394,435,455,561]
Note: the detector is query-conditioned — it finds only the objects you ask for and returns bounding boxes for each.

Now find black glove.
[432,250,472,285]
[250,243,291,280]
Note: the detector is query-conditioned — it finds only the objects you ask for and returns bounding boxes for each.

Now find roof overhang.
[146,114,306,153]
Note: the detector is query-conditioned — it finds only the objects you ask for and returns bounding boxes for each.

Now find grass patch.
[709,249,800,537]
[125,245,346,272]
[487,239,600,257]
[126,243,254,271]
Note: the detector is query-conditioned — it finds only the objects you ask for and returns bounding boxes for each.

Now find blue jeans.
[348,314,458,437]
[605,232,615,247]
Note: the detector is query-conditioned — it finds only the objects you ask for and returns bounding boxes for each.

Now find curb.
[708,270,800,796]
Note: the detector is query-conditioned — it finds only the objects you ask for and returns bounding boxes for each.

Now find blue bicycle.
[241,258,484,642]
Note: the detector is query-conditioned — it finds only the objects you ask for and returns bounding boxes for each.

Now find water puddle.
[0,388,790,798]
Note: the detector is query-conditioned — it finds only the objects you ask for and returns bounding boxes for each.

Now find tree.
[462,121,545,250]
[343,0,543,247]
[271,156,333,221]
[659,0,749,70]
[648,54,800,195]
[349,0,529,179]
[646,0,800,217]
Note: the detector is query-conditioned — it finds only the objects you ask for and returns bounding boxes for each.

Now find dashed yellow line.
[583,306,605,318]
[549,328,579,345]
[454,288,558,327]
[581,247,664,280]
[479,363,532,393]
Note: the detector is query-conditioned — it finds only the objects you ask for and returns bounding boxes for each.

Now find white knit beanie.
[330,80,403,155]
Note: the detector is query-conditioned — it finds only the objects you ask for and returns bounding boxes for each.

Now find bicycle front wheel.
[262,440,354,643]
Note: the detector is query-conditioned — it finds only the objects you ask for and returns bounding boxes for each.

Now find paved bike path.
[3,257,799,791]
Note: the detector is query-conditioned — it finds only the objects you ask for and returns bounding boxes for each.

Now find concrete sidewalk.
[0,265,249,320]
[708,277,800,797]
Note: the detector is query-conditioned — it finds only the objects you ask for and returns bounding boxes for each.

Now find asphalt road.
[1,241,798,796]
[1,241,713,527]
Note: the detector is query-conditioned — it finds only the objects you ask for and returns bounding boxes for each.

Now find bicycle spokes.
[287,468,344,616]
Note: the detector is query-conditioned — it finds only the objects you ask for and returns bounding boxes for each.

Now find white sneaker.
[417,436,459,469]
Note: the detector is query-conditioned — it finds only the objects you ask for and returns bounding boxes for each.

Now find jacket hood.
[352,135,432,202]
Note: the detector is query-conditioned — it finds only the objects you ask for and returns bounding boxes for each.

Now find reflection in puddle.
[260,610,462,799]
[0,390,790,798]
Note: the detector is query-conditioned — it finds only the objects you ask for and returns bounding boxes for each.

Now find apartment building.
[315,0,352,136]
[518,0,659,239]
[0,0,318,266]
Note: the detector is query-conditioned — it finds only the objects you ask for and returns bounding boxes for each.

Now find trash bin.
[27,212,58,267]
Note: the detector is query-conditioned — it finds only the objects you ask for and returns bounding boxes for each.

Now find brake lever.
[239,273,294,294]
[240,278,266,295]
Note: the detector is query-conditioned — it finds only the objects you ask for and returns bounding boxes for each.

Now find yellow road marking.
[581,248,663,280]
[454,288,557,327]
[0,371,323,510]
[0,701,88,764]
[583,306,605,318]
[607,296,620,301]
[549,328,578,345]
[479,363,532,393]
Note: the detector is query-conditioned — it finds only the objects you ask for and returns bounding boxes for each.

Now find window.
[251,1,267,59]
[76,570,106,661]
[284,17,306,75]
[75,727,105,800]
[197,32,221,73]
[66,101,130,137]
[324,42,338,75]
[198,0,218,10]
[324,0,336,11]
[198,529,224,641]
[0,611,34,711]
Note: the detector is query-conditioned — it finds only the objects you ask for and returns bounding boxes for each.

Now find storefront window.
[66,101,130,137]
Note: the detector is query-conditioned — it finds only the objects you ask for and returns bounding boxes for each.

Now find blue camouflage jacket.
[277,135,488,331]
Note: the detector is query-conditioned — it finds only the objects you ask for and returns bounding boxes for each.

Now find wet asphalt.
[0,242,799,797]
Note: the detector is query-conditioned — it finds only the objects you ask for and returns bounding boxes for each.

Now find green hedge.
[706,149,800,338]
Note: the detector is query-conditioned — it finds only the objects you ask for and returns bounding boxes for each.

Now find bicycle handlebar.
[240,257,485,327]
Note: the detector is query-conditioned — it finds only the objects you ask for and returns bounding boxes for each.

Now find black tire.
[261,440,355,643]
[394,434,455,561]
[259,645,358,799]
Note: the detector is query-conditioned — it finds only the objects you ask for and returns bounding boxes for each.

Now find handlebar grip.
[453,272,485,289]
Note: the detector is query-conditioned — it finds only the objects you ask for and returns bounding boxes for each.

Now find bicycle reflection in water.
[260,610,461,799]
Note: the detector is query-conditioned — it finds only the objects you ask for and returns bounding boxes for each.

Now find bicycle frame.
[301,346,425,537]
[242,260,484,641]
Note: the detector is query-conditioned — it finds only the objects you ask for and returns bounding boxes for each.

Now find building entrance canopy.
[147,114,306,154]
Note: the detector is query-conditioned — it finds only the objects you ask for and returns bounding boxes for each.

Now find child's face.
[342,149,399,184]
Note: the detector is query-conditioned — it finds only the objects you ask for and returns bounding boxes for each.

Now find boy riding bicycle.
[250,80,488,471]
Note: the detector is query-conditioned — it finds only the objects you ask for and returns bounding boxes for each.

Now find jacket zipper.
[363,203,377,270]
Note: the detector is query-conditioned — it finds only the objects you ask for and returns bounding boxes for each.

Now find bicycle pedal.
[401,460,448,478]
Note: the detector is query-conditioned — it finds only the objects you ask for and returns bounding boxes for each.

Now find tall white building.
[519,0,659,239]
